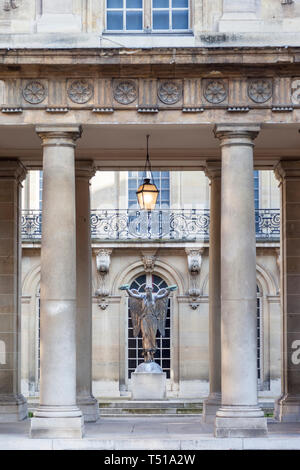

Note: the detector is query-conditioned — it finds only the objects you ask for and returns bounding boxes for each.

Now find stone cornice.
[0,46,299,68]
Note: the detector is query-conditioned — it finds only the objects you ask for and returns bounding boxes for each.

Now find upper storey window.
[106,0,190,32]
[152,0,189,31]
[107,0,143,31]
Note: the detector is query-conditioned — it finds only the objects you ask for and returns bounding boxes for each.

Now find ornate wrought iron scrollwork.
[21,210,42,239]
[21,208,280,242]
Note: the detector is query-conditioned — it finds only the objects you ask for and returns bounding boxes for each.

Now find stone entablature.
[0,74,299,114]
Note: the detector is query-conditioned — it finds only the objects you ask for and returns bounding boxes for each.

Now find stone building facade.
[21,169,281,404]
[0,0,300,438]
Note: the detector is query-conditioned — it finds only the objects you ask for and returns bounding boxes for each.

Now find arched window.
[128,274,171,378]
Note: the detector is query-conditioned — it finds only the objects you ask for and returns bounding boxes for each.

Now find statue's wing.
[129,291,143,337]
[155,291,169,337]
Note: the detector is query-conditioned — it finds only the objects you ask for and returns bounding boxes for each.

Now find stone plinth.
[131,362,166,400]
[30,416,84,439]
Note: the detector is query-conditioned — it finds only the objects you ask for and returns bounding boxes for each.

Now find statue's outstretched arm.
[156,285,177,299]
[119,285,141,299]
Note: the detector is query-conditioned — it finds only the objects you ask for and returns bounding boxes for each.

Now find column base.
[202,393,221,424]
[275,394,300,422]
[0,394,28,423]
[30,405,84,438]
[214,406,268,438]
[77,396,99,422]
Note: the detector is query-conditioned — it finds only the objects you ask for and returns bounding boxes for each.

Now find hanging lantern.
[136,135,159,211]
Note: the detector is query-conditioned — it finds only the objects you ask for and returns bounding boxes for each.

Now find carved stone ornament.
[291,79,300,105]
[158,81,182,105]
[22,81,46,104]
[185,248,204,310]
[67,79,94,104]
[204,80,227,104]
[96,249,112,274]
[248,79,273,103]
[3,0,19,10]
[141,254,157,273]
[114,80,137,105]
[95,249,112,311]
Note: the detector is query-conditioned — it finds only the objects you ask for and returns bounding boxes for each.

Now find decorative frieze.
[0,75,299,114]
[203,80,228,104]
[158,80,182,105]
[113,80,137,105]
[67,79,93,104]
[22,81,47,104]
[248,79,273,103]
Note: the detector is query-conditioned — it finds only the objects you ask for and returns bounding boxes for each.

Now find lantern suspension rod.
[143,134,156,184]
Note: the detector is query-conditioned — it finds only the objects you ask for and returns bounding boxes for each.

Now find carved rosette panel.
[114,80,137,105]
[22,81,47,104]
[158,81,182,105]
[248,79,273,103]
[67,79,94,104]
[204,80,227,104]
[291,79,300,105]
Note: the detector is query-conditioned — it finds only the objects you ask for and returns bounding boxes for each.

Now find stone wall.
[0,1,300,48]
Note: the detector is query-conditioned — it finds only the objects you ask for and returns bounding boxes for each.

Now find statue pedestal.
[131,362,166,400]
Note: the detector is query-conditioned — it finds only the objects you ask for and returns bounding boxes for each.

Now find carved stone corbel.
[185,248,204,309]
[4,0,19,11]
[95,249,112,310]
[140,249,158,273]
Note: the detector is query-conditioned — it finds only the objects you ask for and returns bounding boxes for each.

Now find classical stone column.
[30,126,84,439]
[274,161,300,422]
[202,163,221,424]
[214,124,267,438]
[0,160,27,422]
[75,161,99,422]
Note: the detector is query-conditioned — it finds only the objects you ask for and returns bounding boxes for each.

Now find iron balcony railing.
[21,208,280,242]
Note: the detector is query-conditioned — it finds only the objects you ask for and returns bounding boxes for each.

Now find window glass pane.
[161,179,169,189]
[127,0,142,7]
[161,190,169,200]
[126,11,143,29]
[153,0,169,7]
[172,10,188,29]
[107,11,123,29]
[107,0,123,8]
[172,0,188,6]
[153,10,169,29]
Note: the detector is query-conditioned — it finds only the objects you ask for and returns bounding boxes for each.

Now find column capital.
[0,159,27,183]
[75,160,96,180]
[214,124,261,145]
[274,160,300,182]
[204,161,221,180]
[36,125,82,147]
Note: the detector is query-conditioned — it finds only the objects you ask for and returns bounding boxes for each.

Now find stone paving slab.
[0,416,300,450]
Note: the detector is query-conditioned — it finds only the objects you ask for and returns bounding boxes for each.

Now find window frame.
[105,0,192,33]
[152,0,190,32]
[106,0,145,33]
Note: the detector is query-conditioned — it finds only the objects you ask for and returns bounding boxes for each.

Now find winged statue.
[120,283,177,363]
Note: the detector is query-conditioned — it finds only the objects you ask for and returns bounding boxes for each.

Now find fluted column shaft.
[30,126,84,439]
[214,124,267,438]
